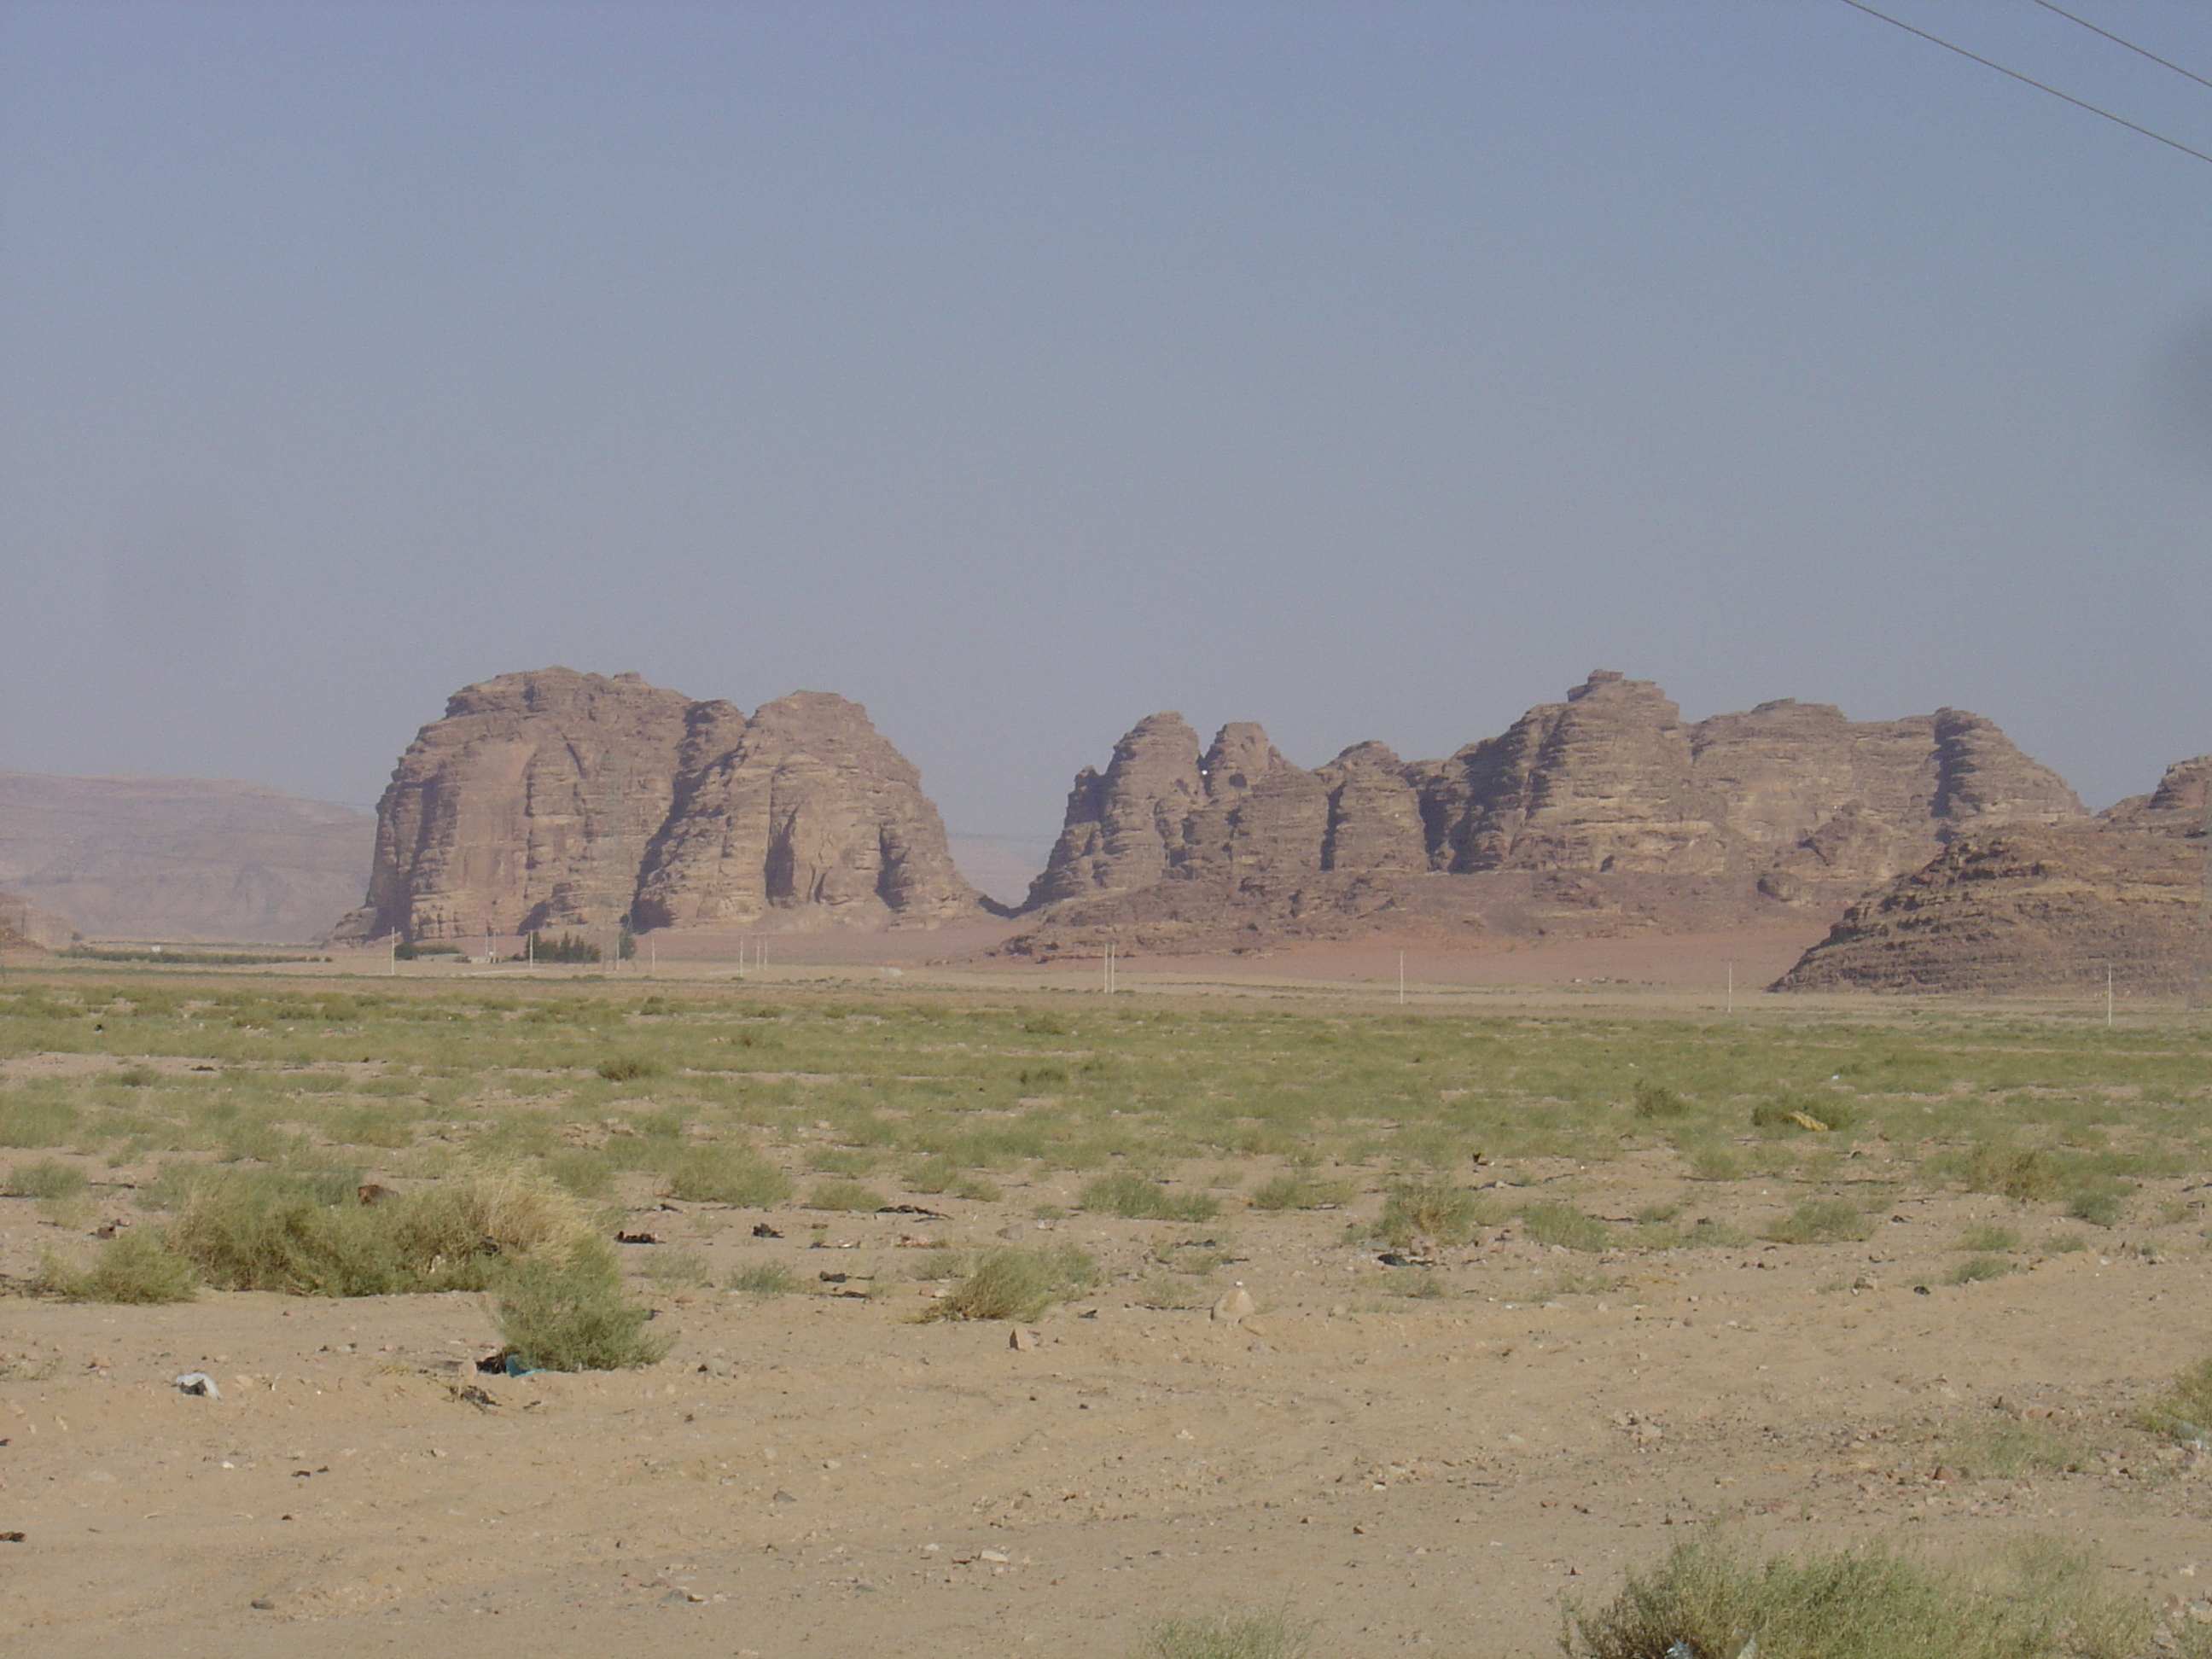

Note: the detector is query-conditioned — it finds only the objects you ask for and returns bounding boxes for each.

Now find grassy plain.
[0,963,2209,1656]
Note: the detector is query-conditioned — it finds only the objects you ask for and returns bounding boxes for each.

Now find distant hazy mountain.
[0,771,374,943]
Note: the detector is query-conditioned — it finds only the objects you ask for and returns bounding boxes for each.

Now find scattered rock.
[1009,1327,1039,1351]
[1211,1286,1255,1324]
[172,1372,219,1400]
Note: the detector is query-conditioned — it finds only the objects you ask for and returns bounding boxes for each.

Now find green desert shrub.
[2065,1176,2133,1228]
[1377,1180,1483,1247]
[930,1244,1097,1322]
[166,1164,598,1296]
[2141,1356,2212,1443]
[0,1093,79,1149]
[1632,1080,1691,1119]
[661,1144,791,1208]
[728,1261,800,1296]
[1947,1254,2012,1285]
[1247,1173,1354,1211]
[1764,1198,1873,1246]
[642,1248,713,1288]
[1080,1170,1218,1222]
[595,1055,662,1082]
[492,1249,668,1371]
[542,1146,616,1198]
[1953,1223,2019,1253]
[1519,1200,1610,1253]
[35,1228,200,1304]
[805,1178,888,1212]
[1135,1607,1311,1659]
[1940,1418,2095,1479]
[3,1160,88,1200]
[1965,1144,2061,1204]
[1563,1533,2151,1659]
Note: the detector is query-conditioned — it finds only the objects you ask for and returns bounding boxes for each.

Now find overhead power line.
[2028,0,2212,97]
[1837,0,2212,169]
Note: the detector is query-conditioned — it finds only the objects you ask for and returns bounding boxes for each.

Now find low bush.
[1947,1254,2012,1285]
[662,1144,791,1208]
[2066,1176,2133,1228]
[1081,1170,1219,1222]
[3,1160,88,1200]
[929,1244,1097,1321]
[595,1055,662,1082]
[1564,1533,2151,1659]
[1135,1607,1311,1659]
[1379,1180,1483,1247]
[0,1094,79,1149]
[1763,1198,1872,1246]
[1248,1173,1354,1211]
[1941,1418,2095,1478]
[1965,1144,2060,1203]
[642,1248,713,1288]
[729,1261,800,1296]
[805,1178,888,1212]
[2141,1356,2212,1443]
[1632,1080,1691,1120]
[34,1229,200,1303]
[166,1164,599,1296]
[1953,1223,2019,1253]
[491,1249,668,1371]
[1519,1200,1610,1253]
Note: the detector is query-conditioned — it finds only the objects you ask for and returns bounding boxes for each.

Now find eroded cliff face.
[1774,755,2209,997]
[633,691,978,930]
[331,670,983,943]
[1006,672,2086,958]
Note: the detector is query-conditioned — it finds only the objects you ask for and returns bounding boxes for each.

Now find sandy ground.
[307,921,1842,1013]
[3,1153,2209,1657]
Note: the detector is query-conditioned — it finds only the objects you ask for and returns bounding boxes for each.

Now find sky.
[3,0,2210,853]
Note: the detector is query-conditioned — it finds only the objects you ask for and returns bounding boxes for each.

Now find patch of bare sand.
[3,1173,2207,1658]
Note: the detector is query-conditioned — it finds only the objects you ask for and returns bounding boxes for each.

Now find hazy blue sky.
[4,0,2209,847]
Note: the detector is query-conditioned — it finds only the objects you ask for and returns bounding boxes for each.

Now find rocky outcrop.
[333,669,985,943]
[1005,672,2085,958]
[1023,713,1205,906]
[1776,755,2209,996]
[0,890,77,950]
[0,772,372,943]
[633,691,981,930]
[0,891,61,955]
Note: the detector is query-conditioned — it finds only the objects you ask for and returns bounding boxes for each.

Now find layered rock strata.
[332,669,984,943]
[1006,672,2083,958]
[1776,755,2209,997]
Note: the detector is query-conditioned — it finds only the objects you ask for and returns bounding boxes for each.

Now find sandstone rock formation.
[1005,672,2085,958]
[632,691,983,931]
[0,772,372,943]
[0,890,78,951]
[332,669,985,943]
[1775,754,2209,997]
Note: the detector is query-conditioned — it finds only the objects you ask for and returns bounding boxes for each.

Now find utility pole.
[388,934,399,977]
[1726,961,1735,1016]
[1397,950,1406,1007]
[2106,961,2115,1029]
